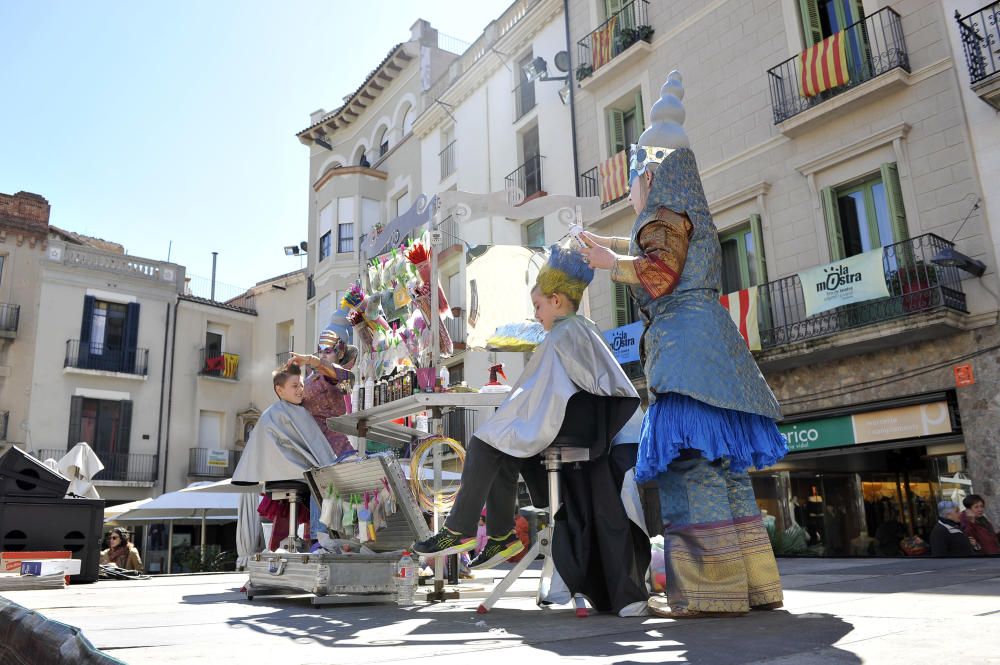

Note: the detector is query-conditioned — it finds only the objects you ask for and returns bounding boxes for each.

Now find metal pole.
[563,0,581,196]
[166,522,174,574]
[200,512,207,565]
[210,251,218,301]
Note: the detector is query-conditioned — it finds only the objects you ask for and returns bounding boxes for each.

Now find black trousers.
[444,437,548,537]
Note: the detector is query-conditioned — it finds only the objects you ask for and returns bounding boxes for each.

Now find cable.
[408,435,465,512]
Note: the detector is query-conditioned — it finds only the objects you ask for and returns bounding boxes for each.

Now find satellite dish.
[553,51,570,73]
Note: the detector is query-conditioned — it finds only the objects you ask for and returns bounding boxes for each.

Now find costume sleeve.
[611,207,693,299]
[609,236,631,254]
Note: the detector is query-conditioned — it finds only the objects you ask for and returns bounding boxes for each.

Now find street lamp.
[284,241,308,258]
[521,51,571,84]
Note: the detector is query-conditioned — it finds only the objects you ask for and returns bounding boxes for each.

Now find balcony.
[0,304,19,338]
[65,340,149,377]
[505,155,543,204]
[37,449,158,483]
[576,0,651,83]
[580,158,629,210]
[755,234,969,368]
[767,7,909,126]
[445,307,466,349]
[439,140,457,180]
[199,348,240,380]
[955,3,1000,109]
[513,80,536,122]
[0,411,8,441]
[188,447,242,478]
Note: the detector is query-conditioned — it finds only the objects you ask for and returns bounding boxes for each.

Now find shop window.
[822,163,908,261]
[607,90,644,157]
[524,218,545,248]
[720,214,767,294]
[68,396,132,455]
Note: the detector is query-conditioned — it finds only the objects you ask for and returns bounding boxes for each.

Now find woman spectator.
[930,501,979,557]
[961,494,1000,555]
[100,527,143,571]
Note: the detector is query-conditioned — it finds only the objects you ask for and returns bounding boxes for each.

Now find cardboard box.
[2,551,72,583]
[20,559,81,577]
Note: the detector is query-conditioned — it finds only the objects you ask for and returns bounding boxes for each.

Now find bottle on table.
[364,376,375,410]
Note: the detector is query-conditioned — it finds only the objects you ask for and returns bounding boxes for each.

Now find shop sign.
[602,322,643,365]
[954,363,975,387]
[206,449,230,467]
[798,249,890,317]
[780,400,953,453]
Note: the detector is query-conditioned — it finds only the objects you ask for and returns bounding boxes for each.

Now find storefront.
[752,391,971,557]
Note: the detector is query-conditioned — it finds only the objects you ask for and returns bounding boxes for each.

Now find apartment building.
[566,0,1000,542]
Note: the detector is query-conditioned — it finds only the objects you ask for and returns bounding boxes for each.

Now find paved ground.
[2,557,999,664]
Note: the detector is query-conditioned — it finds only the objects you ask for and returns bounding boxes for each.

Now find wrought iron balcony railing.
[439,216,461,249]
[0,304,20,334]
[65,340,149,376]
[505,155,543,204]
[577,0,650,77]
[767,7,909,124]
[200,348,240,380]
[188,447,242,478]
[955,3,1000,86]
[445,307,466,346]
[38,448,158,483]
[439,140,457,180]
[757,234,966,349]
[579,165,628,209]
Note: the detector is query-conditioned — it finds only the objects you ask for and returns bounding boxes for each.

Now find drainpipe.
[210,252,218,301]
[161,299,179,494]
[155,302,170,491]
[563,0,581,196]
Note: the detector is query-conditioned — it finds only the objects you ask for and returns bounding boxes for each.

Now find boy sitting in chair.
[413,242,650,614]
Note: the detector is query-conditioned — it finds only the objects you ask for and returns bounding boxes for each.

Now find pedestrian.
[581,71,787,618]
[930,500,980,557]
[100,527,143,571]
[960,494,1000,555]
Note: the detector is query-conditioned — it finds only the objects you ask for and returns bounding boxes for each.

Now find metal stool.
[263,480,310,552]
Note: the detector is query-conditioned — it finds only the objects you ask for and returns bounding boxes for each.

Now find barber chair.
[477,393,610,617]
[263,480,310,552]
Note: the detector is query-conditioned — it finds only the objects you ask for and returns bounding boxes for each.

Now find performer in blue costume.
[582,71,787,618]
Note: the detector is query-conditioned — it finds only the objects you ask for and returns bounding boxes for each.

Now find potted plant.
[890,261,940,312]
[616,27,639,52]
[575,63,593,81]
[637,24,655,42]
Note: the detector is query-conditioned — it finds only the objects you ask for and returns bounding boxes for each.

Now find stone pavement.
[2,557,999,664]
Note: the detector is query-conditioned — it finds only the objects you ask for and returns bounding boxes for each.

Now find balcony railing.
[37,449,158,483]
[199,348,240,380]
[505,155,543,204]
[757,234,966,349]
[0,411,8,441]
[580,165,628,209]
[443,407,477,445]
[956,3,1000,86]
[767,7,909,124]
[513,80,536,121]
[65,340,149,376]
[577,0,650,76]
[439,216,460,250]
[276,351,293,367]
[445,307,466,346]
[188,448,242,478]
[0,304,20,334]
[439,140,457,180]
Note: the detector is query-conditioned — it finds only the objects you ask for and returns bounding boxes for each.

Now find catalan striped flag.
[599,150,629,205]
[222,352,240,379]
[591,15,618,70]
[720,287,761,352]
[798,31,850,98]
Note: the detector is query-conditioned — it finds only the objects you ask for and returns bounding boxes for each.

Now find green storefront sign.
[778,416,855,453]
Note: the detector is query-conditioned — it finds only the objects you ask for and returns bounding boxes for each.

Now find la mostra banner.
[799,249,890,317]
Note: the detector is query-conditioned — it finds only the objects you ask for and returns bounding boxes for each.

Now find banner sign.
[206,450,230,467]
[798,249,890,317]
[779,401,953,454]
[602,322,644,365]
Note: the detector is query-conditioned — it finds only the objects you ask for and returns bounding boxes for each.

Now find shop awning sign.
[780,401,954,453]
[798,249,890,317]
[602,322,643,365]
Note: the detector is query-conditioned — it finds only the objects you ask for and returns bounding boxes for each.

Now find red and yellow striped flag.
[720,287,761,352]
[592,15,618,70]
[798,31,850,98]
[598,150,629,205]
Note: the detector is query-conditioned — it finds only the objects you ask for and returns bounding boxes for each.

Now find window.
[720,215,767,294]
[0,255,5,287]
[319,232,332,260]
[375,126,389,158]
[318,202,334,261]
[338,198,355,254]
[198,411,223,449]
[78,297,140,372]
[402,105,415,136]
[800,0,864,46]
[395,190,411,218]
[515,52,536,120]
[612,282,641,327]
[521,126,542,197]
[524,219,545,248]
[822,163,907,261]
[608,91,644,156]
[316,294,332,343]
[361,198,380,236]
[68,397,132,455]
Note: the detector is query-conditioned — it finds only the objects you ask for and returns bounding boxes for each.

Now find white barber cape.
[232,400,338,484]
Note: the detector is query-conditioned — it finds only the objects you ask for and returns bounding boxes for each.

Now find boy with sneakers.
[413,243,644,596]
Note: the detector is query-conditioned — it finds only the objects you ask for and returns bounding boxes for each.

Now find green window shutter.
[634,92,644,134]
[880,162,909,244]
[608,109,627,155]
[821,186,845,261]
[613,281,630,328]
[605,0,624,18]
[749,213,768,284]
[799,0,823,47]
[118,400,133,455]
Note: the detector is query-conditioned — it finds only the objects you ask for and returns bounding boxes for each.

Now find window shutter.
[122,302,140,373]
[634,92,645,134]
[78,296,95,367]
[68,396,84,446]
[118,400,133,455]
[613,281,631,328]
[608,109,627,155]
[821,186,845,261]
[749,213,768,284]
[880,162,909,244]
[605,0,624,18]
[798,0,823,47]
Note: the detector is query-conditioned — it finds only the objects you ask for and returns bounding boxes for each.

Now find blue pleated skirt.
[635,393,787,483]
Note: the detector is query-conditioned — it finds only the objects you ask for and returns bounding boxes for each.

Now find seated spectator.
[930,501,980,557]
[961,494,999,555]
[100,527,143,571]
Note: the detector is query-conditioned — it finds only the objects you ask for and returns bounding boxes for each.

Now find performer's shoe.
[412,528,476,557]
[647,596,747,619]
[751,601,784,610]
[469,531,524,569]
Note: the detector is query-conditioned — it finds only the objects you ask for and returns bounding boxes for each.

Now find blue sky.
[0,1,510,289]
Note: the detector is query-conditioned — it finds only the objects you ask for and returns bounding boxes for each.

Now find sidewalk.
[2,557,998,664]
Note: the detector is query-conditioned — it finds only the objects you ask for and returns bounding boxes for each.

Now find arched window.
[402,105,415,136]
[375,126,389,158]
[354,145,369,168]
